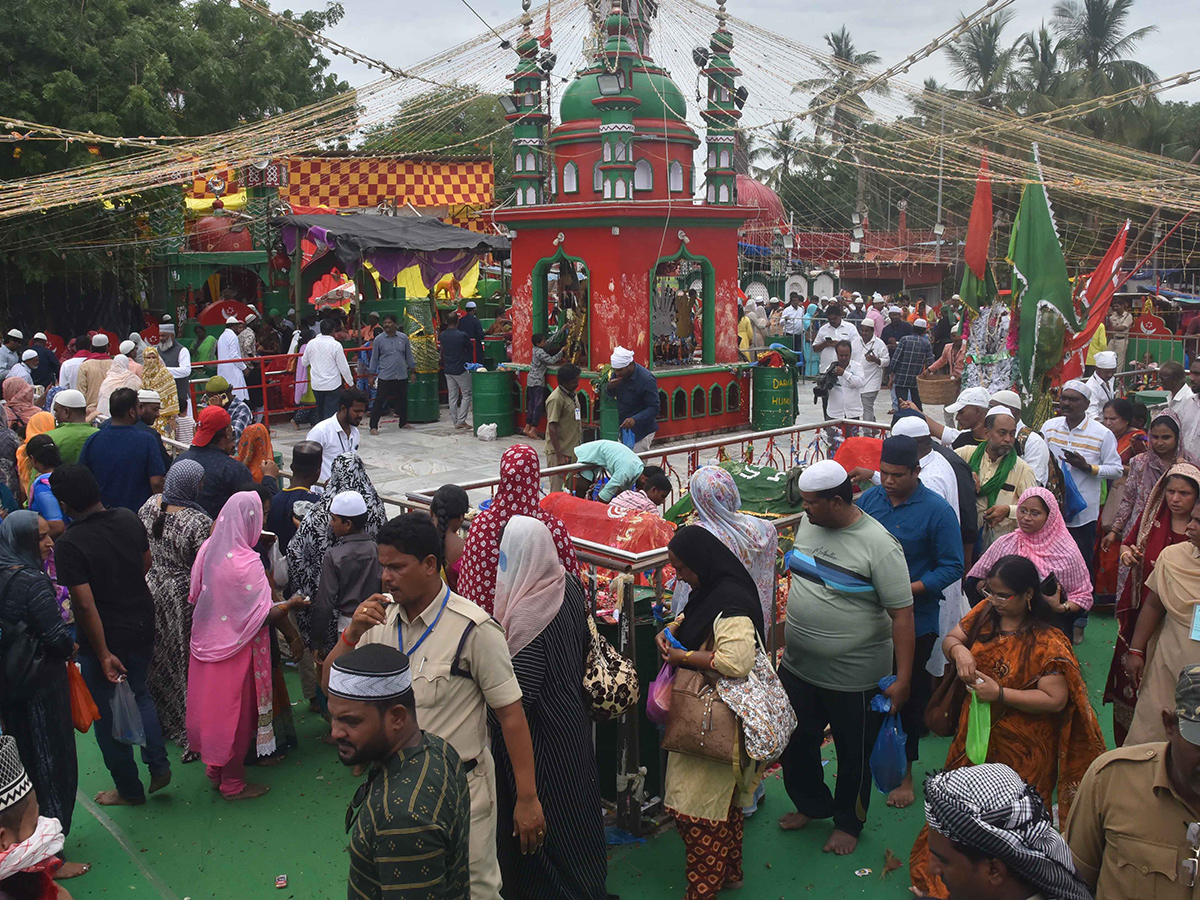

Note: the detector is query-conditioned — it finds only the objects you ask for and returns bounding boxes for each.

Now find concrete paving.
[264,389,953,508]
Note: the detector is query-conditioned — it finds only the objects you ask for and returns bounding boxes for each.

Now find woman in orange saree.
[909,554,1106,899]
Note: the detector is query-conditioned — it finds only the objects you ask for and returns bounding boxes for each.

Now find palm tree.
[1052,0,1158,139]
[748,121,798,189]
[792,26,889,218]
[1011,23,1066,113]
[943,9,1019,109]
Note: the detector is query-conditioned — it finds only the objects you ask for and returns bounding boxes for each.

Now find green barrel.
[473,369,515,437]
[483,336,508,370]
[407,372,439,423]
[599,393,620,441]
[752,365,794,430]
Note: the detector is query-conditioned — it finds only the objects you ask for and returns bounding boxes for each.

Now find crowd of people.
[6,290,1200,900]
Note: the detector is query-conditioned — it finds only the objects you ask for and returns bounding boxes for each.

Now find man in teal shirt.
[573,439,645,503]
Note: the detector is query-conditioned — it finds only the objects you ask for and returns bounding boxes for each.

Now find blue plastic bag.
[1060,463,1088,522]
[111,678,146,746]
[870,713,907,793]
[620,427,637,449]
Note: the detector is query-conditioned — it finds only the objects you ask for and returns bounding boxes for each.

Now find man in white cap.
[125,331,146,365]
[0,329,22,380]
[778,459,914,855]
[136,389,172,472]
[825,338,865,424]
[309,490,382,657]
[955,406,1037,541]
[1040,381,1122,642]
[28,332,58,387]
[889,318,935,410]
[155,322,194,418]
[458,301,486,363]
[990,389,1050,486]
[906,385,991,450]
[76,334,113,416]
[856,319,889,421]
[216,315,249,403]
[813,304,860,372]
[1085,350,1118,419]
[865,293,887,336]
[781,293,806,352]
[6,349,38,384]
[881,305,913,351]
[605,345,658,451]
[45,388,95,464]
[117,340,143,377]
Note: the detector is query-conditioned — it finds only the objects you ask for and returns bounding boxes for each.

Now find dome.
[188,215,252,253]
[736,175,786,228]
[557,65,688,126]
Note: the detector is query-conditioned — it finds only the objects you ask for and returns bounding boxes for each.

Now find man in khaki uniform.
[324,513,545,900]
[1065,664,1200,900]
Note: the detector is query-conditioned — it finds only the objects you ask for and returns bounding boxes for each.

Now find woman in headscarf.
[489,516,607,899]
[1094,398,1149,604]
[1101,411,1198,601]
[139,346,179,437]
[236,423,274,483]
[287,452,385,648]
[657,526,767,899]
[0,512,88,875]
[186,492,306,799]
[3,377,40,434]
[1103,463,1200,745]
[139,459,213,759]
[0,413,21,502]
[673,466,777,627]
[1121,465,1200,745]
[90,354,141,422]
[14,410,54,499]
[966,486,1094,636]
[909,555,1106,898]
[457,443,579,613]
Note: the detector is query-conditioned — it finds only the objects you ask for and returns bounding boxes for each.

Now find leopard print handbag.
[583,614,640,722]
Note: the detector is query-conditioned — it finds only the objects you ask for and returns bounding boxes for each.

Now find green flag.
[959,265,998,316]
[1007,144,1079,394]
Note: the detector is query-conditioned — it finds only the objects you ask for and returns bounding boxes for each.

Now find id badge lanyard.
[403,585,451,657]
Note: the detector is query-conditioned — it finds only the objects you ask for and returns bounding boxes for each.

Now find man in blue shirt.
[604,345,659,451]
[856,434,962,809]
[457,301,486,363]
[367,314,417,433]
[78,387,165,512]
[440,315,474,429]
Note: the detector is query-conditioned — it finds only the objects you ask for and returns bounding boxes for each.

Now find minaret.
[503,0,550,206]
[700,0,741,205]
[592,0,640,201]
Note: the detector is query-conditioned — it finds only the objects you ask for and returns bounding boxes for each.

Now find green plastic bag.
[966,691,991,764]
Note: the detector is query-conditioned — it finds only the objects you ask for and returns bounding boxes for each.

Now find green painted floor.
[67,613,1119,899]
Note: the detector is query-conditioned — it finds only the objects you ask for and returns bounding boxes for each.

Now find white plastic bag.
[477,423,498,441]
[111,678,146,746]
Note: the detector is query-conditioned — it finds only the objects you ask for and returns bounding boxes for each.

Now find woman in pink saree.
[185,492,307,799]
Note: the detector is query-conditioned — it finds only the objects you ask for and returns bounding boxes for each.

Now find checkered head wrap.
[924,764,1092,900]
[0,735,31,813]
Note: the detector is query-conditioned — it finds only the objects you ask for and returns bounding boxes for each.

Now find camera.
[812,362,840,401]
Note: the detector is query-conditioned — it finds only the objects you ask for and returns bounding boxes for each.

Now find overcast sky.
[290,0,1199,104]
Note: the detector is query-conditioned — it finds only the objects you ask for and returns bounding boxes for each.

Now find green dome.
[557,66,688,125]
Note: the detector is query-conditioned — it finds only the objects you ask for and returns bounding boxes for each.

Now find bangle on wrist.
[340,630,357,649]
[1127,648,1145,657]
[998,685,1005,703]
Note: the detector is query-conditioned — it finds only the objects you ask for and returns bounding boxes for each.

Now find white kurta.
[826,359,865,419]
[854,336,890,393]
[216,328,248,400]
[1085,373,1115,420]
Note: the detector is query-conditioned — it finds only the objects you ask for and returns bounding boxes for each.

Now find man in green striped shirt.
[330,644,470,900]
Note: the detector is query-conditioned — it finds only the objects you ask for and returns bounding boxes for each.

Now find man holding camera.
[822,340,865,427]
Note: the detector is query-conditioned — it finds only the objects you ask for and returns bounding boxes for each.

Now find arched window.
[603,143,612,161]
[634,159,653,191]
[706,184,716,203]
[719,149,731,168]
[562,161,578,193]
[707,149,717,168]
[718,183,730,203]
[525,187,537,205]
[614,179,627,199]
[549,166,556,194]
[525,152,536,172]
[710,385,723,414]
[657,390,669,421]
[614,141,627,162]
[593,162,603,192]
[603,180,612,199]
[668,160,684,192]
[514,190,523,206]
[692,386,706,417]
[514,154,523,172]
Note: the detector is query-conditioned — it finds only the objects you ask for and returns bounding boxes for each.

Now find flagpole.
[1114,211,1194,292]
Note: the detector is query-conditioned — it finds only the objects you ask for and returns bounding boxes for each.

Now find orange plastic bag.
[67,661,100,733]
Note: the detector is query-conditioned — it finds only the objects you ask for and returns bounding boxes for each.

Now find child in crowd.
[309,491,382,657]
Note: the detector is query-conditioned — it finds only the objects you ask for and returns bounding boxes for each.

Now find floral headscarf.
[457,443,579,613]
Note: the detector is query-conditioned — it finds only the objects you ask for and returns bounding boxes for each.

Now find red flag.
[1059,220,1130,381]
[539,4,552,47]
[963,156,992,279]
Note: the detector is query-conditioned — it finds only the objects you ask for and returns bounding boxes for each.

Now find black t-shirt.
[55,507,154,659]
[266,485,320,554]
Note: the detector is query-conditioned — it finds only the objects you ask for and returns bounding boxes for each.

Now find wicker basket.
[916,374,959,406]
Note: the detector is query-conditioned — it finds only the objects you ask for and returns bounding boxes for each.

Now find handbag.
[583,614,640,722]
[661,666,744,766]
[924,609,989,737]
[715,635,797,762]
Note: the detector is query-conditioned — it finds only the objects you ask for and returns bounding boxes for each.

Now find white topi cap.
[137,390,161,404]
[5,329,21,340]
[20,350,37,361]
[32,332,46,341]
[54,389,87,409]
[92,334,109,348]
[225,315,241,325]
[893,417,931,438]
[330,490,368,517]
[119,340,136,355]
[1094,350,1118,369]
[990,389,1022,411]
[796,459,850,492]
[913,318,928,329]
